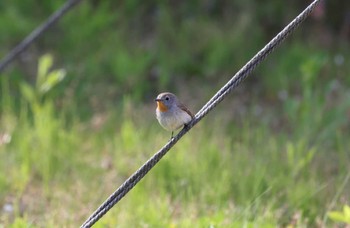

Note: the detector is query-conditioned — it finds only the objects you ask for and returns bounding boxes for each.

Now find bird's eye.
[165,96,170,101]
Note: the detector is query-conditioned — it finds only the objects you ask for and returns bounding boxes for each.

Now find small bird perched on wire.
[155,92,194,139]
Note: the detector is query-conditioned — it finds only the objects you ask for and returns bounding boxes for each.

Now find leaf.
[328,211,346,222]
[344,205,350,219]
[37,54,53,88]
[39,69,66,94]
[20,82,36,103]
[328,207,350,224]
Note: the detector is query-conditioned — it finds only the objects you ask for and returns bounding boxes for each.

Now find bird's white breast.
[156,108,192,131]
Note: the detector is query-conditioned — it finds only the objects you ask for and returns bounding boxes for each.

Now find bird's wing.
[178,103,194,119]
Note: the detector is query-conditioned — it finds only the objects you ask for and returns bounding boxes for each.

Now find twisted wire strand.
[196,0,321,117]
[0,0,83,72]
[81,0,321,227]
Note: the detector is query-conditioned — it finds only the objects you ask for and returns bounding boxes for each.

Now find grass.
[1,1,350,227]
[1,67,350,226]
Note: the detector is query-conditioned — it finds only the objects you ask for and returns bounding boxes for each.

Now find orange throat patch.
[157,101,168,112]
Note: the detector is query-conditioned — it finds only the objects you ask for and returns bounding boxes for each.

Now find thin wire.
[81,0,322,227]
[0,0,84,72]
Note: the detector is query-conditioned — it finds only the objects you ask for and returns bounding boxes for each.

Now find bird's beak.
[155,98,162,102]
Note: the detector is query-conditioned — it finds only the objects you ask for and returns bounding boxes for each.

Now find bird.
[155,92,194,139]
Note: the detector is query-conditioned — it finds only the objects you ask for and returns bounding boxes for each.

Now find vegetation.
[0,0,349,227]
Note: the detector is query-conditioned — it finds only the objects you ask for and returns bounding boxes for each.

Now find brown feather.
[178,102,194,119]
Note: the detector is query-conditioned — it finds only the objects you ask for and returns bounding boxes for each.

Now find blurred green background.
[1,0,350,227]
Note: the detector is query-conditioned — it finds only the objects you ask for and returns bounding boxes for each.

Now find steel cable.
[81,0,322,227]
[0,0,84,72]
